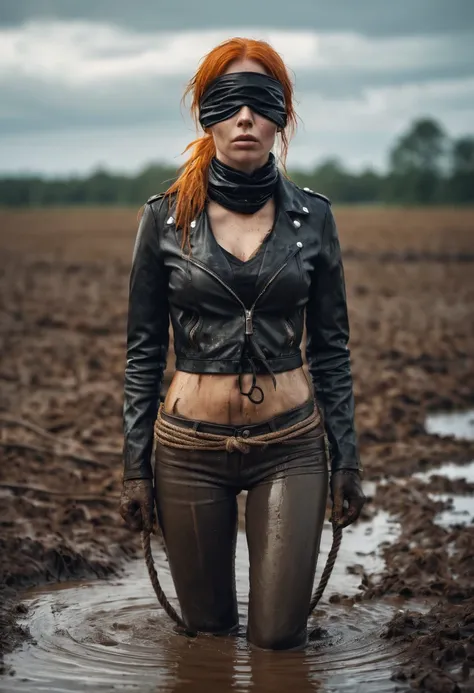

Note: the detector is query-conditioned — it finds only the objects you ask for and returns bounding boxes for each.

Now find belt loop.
[268,420,277,432]
[193,421,200,432]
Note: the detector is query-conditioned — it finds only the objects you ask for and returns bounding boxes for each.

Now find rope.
[143,405,343,636]
[308,523,343,614]
[153,402,323,453]
[142,523,342,635]
[141,529,197,637]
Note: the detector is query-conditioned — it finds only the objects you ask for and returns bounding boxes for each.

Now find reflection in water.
[414,460,474,528]
[422,410,474,528]
[415,460,474,484]
[425,408,474,441]
[4,511,410,693]
[166,639,323,693]
[430,492,474,527]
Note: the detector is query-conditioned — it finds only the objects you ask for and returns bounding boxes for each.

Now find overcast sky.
[1,0,473,176]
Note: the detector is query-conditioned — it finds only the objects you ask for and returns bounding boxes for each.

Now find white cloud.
[1,20,473,173]
[0,21,473,84]
[299,77,474,135]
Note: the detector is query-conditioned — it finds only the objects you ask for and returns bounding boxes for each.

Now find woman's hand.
[330,470,366,528]
[119,479,155,532]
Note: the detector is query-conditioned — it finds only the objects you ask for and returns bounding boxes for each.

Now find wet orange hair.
[165,37,297,250]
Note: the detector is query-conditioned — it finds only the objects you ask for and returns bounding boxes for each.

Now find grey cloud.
[0,75,187,136]
[2,57,472,140]
[1,4,474,175]
[1,0,474,36]
[293,64,474,101]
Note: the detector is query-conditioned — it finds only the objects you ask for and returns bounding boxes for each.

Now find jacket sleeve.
[122,203,169,480]
[305,203,360,473]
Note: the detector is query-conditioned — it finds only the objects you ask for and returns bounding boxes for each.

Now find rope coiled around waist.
[153,402,324,453]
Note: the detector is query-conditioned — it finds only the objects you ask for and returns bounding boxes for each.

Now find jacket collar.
[277,174,311,220]
[166,173,308,294]
[165,172,309,229]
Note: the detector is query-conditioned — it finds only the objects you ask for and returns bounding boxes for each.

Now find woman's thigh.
[154,445,239,634]
[245,469,328,650]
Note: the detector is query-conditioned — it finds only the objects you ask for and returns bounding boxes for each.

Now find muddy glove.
[119,479,154,532]
[330,470,366,529]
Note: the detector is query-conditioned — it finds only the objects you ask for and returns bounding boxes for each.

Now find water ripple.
[4,515,410,693]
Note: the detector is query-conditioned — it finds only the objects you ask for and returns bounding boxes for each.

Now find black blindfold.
[199,72,287,130]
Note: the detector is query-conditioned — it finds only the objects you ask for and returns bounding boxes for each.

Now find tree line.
[1,118,473,207]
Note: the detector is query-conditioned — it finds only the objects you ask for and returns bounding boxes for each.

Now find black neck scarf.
[207,153,279,214]
[199,72,287,129]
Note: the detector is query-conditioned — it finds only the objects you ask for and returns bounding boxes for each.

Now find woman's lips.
[232,136,259,147]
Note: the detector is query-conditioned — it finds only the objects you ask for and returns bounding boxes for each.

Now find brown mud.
[1,206,474,690]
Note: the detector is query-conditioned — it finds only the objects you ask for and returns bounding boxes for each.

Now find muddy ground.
[1,206,474,691]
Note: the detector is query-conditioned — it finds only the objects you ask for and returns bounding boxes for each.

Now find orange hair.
[165,37,297,250]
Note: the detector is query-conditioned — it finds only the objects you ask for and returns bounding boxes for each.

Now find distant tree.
[293,159,383,204]
[1,117,474,208]
[448,136,474,203]
[387,118,447,203]
[355,168,383,203]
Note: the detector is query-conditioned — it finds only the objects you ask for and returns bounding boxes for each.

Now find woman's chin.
[225,150,270,171]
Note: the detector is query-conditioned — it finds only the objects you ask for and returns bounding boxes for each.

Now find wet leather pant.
[154,399,328,651]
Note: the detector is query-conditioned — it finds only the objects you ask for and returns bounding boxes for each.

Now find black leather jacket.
[122,174,360,480]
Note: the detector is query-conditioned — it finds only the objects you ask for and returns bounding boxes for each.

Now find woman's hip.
[154,398,329,489]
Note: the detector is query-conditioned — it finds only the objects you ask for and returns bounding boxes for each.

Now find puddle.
[4,411,473,691]
[422,410,474,528]
[413,461,474,529]
[429,493,474,528]
[415,460,474,484]
[3,506,410,693]
[425,409,474,441]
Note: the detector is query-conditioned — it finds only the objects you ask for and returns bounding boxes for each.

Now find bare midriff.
[164,367,313,424]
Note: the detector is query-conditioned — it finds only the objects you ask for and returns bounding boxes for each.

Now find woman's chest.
[207,201,275,262]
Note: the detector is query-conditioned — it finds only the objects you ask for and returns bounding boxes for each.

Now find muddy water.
[5,410,473,692]
[4,496,411,693]
[414,460,474,528]
[422,409,474,527]
[425,408,474,441]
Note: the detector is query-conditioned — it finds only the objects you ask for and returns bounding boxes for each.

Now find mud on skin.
[0,206,474,689]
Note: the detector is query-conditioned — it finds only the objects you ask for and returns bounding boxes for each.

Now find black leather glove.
[330,470,366,528]
[119,479,155,532]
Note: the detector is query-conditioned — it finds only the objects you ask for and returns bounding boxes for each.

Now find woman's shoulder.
[278,175,331,214]
[298,186,331,206]
[144,191,176,222]
[146,192,166,205]
[145,191,172,209]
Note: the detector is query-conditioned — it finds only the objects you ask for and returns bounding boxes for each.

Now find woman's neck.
[213,153,271,175]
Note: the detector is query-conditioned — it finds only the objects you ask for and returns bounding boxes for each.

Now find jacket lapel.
[168,174,311,292]
[252,175,311,293]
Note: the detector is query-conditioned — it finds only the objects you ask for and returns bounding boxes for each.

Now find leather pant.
[154,399,329,651]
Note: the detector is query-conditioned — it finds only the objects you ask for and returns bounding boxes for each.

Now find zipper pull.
[245,310,253,335]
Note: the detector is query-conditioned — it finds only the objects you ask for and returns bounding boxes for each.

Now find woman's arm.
[122,203,170,481]
[305,203,360,474]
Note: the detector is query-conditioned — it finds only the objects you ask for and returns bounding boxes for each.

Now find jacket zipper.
[185,246,302,336]
[188,314,202,347]
[284,319,295,347]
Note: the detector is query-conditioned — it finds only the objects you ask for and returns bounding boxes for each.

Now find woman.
[119,37,365,651]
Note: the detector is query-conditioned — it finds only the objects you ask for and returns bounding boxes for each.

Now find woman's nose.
[236,106,254,126]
